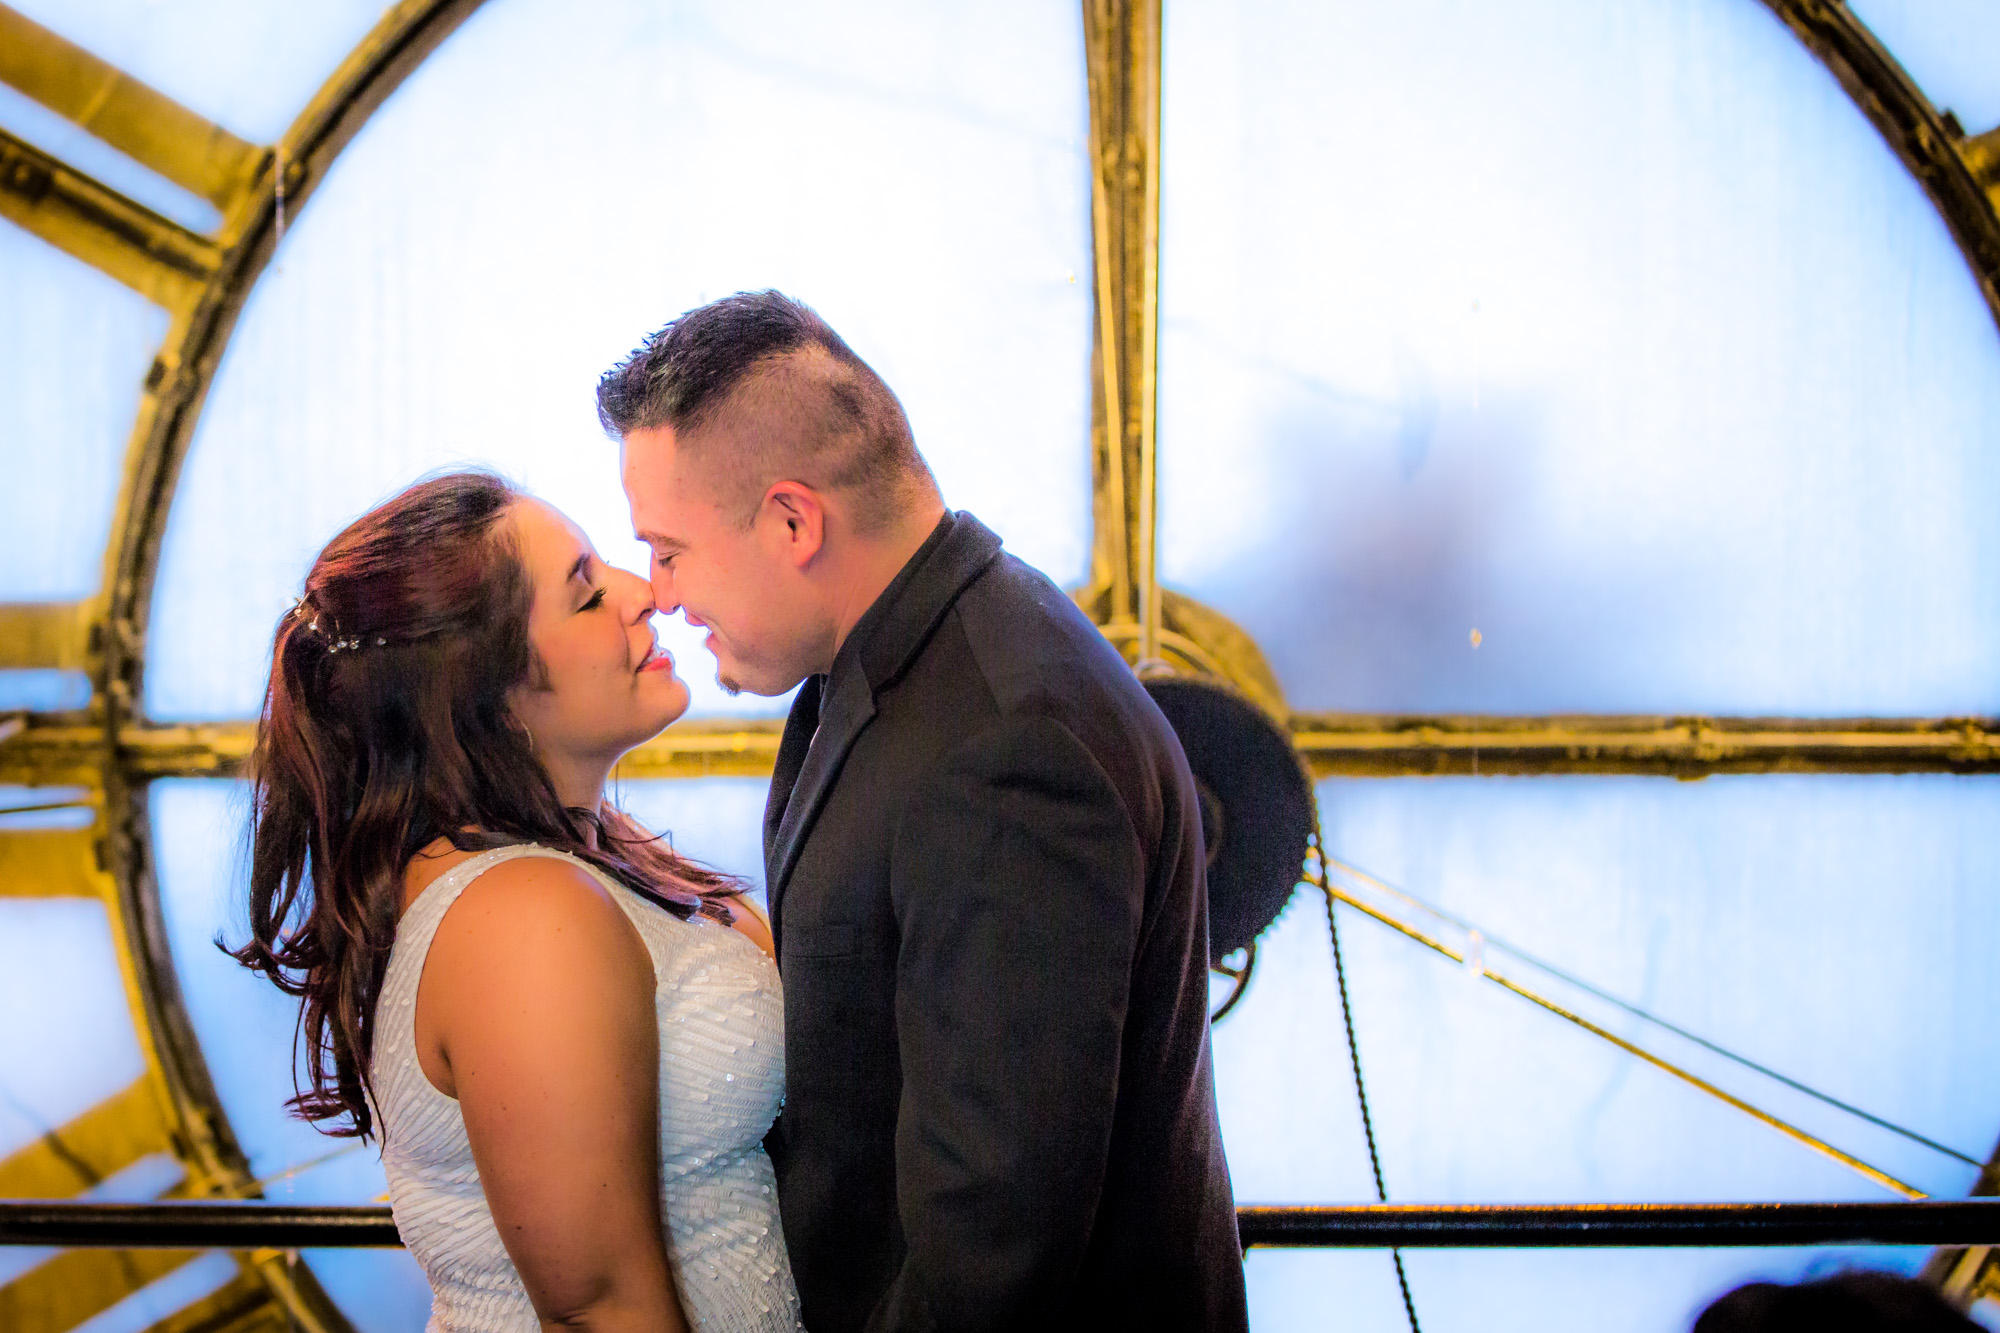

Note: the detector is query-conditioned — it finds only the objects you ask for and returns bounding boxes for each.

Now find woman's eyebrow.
[567,552,592,583]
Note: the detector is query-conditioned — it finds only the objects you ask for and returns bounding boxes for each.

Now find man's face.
[621,424,820,697]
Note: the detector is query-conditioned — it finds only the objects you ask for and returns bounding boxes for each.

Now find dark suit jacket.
[763,511,1248,1333]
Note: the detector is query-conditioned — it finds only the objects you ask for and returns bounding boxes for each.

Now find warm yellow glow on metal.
[10,713,2000,785]
[1072,0,1289,714]
[0,601,95,671]
[0,1247,202,1333]
[0,1080,174,1197]
[1311,844,1929,1201]
[1079,0,1163,664]
[0,826,105,897]
[0,4,263,211]
[0,129,220,308]
[614,719,787,780]
[1962,126,2000,214]
[0,1080,190,1329]
[1290,713,2000,777]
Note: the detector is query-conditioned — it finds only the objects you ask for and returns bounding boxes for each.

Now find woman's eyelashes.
[580,586,607,612]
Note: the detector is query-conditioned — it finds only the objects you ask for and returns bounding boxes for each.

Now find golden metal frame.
[4,0,2000,1326]
[0,6,261,210]
[10,711,2000,789]
[1760,0,2000,333]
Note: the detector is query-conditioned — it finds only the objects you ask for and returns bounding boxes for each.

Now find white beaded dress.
[370,844,803,1333]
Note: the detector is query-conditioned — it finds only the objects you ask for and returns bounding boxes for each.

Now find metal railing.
[1,1201,1996,1250]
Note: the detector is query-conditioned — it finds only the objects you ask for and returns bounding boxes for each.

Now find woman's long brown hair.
[230,471,739,1140]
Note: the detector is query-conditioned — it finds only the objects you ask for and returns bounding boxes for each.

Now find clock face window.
[5,0,2000,1329]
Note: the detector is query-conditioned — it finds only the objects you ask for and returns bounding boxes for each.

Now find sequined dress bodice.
[371,844,803,1333]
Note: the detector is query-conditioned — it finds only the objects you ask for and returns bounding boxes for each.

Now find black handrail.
[1,1200,1997,1250]
[1236,1202,2000,1248]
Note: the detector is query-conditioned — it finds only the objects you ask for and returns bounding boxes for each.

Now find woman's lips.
[638,644,675,674]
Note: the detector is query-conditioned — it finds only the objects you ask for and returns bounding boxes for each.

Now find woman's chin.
[641,676,693,733]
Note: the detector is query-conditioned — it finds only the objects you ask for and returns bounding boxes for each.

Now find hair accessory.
[292,593,360,653]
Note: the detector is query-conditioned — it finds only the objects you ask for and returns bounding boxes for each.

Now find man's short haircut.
[597,291,936,533]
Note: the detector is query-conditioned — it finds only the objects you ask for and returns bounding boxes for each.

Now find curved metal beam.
[81,4,492,1331]
[1760,0,2000,333]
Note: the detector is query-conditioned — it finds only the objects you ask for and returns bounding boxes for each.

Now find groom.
[601,291,1247,1332]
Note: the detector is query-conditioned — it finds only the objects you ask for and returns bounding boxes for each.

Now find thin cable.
[1321,853,1981,1169]
[1313,846,1926,1200]
[1315,837,1421,1333]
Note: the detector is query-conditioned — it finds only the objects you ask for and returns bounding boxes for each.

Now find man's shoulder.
[921,553,1184,792]
[948,554,1141,707]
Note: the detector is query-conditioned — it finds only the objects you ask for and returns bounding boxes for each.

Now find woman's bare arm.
[415,858,685,1333]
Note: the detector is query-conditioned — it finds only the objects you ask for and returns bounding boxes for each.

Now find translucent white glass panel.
[1159,0,2000,715]
[150,780,427,1333]
[0,897,147,1160]
[1849,0,2000,134]
[0,786,94,831]
[1216,774,2000,1331]
[0,670,93,714]
[8,1,391,144]
[0,225,167,601]
[147,0,1090,723]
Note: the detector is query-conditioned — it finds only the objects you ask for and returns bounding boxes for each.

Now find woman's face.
[508,497,689,770]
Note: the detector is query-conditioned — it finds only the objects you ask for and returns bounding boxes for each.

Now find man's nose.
[647,566,679,614]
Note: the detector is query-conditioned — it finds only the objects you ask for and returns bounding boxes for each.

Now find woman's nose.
[618,569,656,621]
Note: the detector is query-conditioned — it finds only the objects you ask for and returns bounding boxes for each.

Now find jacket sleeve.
[869,714,1147,1333]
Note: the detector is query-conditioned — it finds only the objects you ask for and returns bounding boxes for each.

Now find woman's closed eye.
[580,587,607,612]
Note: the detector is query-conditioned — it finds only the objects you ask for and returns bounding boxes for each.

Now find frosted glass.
[1849,0,2000,134]
[0,785,94,832]
[0,224,167,601]
[7,1,390,144]
[0,897,147,1161]
[148,780,429,1332]
[147,0,1091,723]
[1217,774,2000,1331]
[1158,0,2000,715]
[0,670,93,714]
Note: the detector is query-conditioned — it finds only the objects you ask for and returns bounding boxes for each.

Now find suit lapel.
[762,674,823,947]
[767,666,876,909]
[764,676,821,871]
[762,511,1006,934]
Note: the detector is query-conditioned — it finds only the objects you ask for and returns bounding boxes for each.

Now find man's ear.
[759,482,827,569]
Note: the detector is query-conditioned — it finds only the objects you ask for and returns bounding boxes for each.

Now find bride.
[232,470,802,1333]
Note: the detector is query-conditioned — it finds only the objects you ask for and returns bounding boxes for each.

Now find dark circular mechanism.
[1143,674,1316,962]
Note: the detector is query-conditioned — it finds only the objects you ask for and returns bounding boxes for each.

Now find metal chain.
[1315,835,1421,1333]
